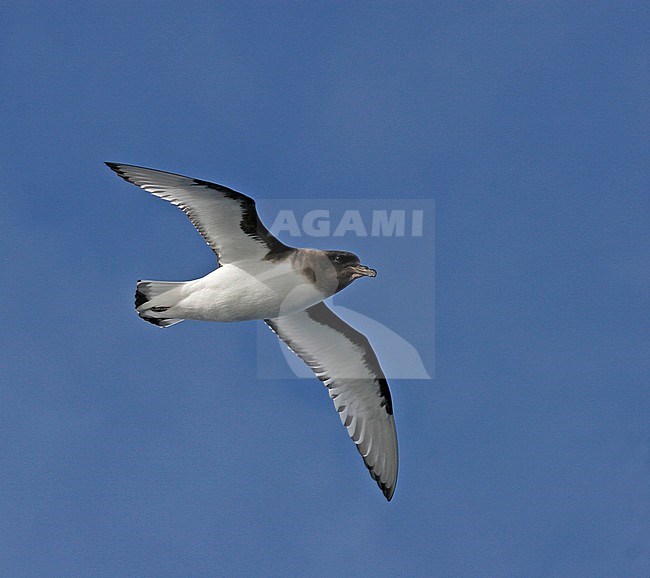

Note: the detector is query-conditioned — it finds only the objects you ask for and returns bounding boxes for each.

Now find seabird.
[106,163,398,501]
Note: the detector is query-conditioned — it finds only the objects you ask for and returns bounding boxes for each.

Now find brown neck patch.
[301,266,316,284]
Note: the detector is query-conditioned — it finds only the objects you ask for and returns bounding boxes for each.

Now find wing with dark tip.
[106,163,292,264]
[265,301,398,501]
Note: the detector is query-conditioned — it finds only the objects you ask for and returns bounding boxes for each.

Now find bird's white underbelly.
[169,262,328,322]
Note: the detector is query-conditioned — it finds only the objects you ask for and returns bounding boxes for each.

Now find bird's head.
[325,250,377,290]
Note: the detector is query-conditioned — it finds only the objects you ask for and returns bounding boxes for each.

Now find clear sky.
[2,2,649,576]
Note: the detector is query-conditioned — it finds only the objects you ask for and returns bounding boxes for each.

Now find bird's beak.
[350,264,377,278]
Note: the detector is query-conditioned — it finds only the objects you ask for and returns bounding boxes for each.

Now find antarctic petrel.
[107,163,398,500]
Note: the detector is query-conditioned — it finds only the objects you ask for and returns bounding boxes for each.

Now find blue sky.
[2,1,649,576]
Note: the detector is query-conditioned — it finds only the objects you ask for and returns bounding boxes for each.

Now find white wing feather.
[106,163,290,264]
[266,302,398,500]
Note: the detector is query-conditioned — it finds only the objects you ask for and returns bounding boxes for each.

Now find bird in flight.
[106,163,398,500]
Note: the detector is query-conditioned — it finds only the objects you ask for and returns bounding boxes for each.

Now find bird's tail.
[135,280,186,328]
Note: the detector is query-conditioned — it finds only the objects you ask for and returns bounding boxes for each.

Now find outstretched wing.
[106,163,292,264]
[265,302,398,501]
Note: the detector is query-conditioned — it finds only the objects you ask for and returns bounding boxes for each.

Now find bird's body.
[107,162,399,500]
[137,253,331,324]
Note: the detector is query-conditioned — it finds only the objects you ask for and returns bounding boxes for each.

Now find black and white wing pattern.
[265,302,398,501]
[106,163,291,264]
